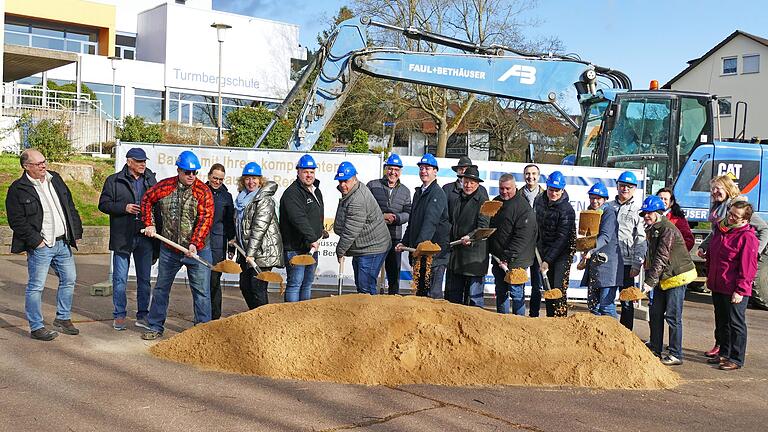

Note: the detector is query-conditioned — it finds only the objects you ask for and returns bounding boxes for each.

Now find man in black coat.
[443,155,489,221]
[446,166,490,307]
[98,147,158,330]
[367,154,411,295]
[397,154,450,299]
[489,174,537,315]
[6,148,83,341]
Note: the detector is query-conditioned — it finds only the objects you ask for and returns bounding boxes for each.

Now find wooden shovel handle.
[142,229,211,269]
[228,240,260,272]
[490,254,509,272]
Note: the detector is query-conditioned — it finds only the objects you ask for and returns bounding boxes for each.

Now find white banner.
[116,143,383,288]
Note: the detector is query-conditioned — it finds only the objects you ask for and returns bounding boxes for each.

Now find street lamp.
[108,56,121,126]
[211,22,232,146]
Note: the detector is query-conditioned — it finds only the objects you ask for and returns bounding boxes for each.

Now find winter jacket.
[443,179,488,223]
[644,215,696,289]
[98,165,158,254]
[488,192,537,269]
[402,180,451,267]
[279,178,324,253]
[141,176,214,252]
[700,198,768,255]
[6,171,83,253]
[706,223,758,297]
[579,203,624,288]
[534,190,576,264]
[334,181,391,257]
[238,181,284,268]
[610,196,647,271]
[666,211,695,251]
[449,189,490,276]
[207,182,235,264]
[366,177,411,241]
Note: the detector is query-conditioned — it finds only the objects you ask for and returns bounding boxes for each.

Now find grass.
[0,153,115,226]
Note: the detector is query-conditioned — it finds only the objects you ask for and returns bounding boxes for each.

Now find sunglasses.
[182,170,198,176]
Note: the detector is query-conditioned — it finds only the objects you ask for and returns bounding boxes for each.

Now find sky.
[212,0,768,95]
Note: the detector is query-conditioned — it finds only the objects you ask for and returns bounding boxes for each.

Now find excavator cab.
[576,90,713,195]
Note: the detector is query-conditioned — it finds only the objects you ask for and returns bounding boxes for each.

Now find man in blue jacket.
[367,154,411,295]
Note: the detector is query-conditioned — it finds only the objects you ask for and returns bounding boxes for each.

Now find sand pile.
[150,294,680,390]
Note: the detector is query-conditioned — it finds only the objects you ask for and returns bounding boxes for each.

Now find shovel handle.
[534,247,553,292]
[490,254,509,272]
[337,256,345,295]
[141,229,211,269]
[228,241,260,273]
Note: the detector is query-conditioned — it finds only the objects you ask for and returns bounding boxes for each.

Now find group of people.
[5,148,760,370]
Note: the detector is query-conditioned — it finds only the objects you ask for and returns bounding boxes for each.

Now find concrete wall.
[0,226,110,254]
[670,34,768,139]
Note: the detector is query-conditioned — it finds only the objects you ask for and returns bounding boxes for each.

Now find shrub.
[117,115,162,143]
[313,129,334,151]
[347,129,369,153]
[18,114,72,162]
[226,106,291,149]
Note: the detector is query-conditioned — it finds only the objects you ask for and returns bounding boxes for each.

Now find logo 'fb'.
[497,65,536,85]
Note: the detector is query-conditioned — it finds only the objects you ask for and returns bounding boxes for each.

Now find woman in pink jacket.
[706,200,759,370]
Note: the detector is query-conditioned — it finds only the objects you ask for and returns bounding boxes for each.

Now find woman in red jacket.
[656,188,694,251]
[706,200,759,370]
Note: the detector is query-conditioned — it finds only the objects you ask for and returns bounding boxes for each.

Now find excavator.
[255,16,768,309]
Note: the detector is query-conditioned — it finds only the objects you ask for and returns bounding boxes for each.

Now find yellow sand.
[150,294,680,389]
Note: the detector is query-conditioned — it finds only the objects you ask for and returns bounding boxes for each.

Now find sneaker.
[52,319,80,336]
[704,344,720,358]
[113,318,127,331]
[30,327,58,341]
[707,356,725,365]
[661,355,683,366]
[719,360,741,371]
[141,330,163,340]
[135,318,151,330]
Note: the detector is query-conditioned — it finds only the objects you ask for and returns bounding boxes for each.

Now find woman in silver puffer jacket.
[234,162,284,309]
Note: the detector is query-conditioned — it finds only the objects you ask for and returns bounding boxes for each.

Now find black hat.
[126,148,148,161]
[451,155,477,172]
[457,166,483,182]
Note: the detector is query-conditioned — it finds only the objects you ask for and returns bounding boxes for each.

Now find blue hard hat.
[176,150,201,171]
[242,162,262,176]
[546,171,566,189]
[334,161,357,180]
[617,171,638,186]
[561,154,576,165]
[640,195,665,213]
[384,153,403,167]
[417,153,438,169]
[296,154,317,169]
[588,182,609,198]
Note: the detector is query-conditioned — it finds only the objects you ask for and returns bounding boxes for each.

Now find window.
[134,89,163,123]
[167,91,259,128]
[678,97,708,166]
[722,57,737,75]
[718,97,732,116]
[743,54,760,74]
[4,19,98,54]
[114,34,136,60]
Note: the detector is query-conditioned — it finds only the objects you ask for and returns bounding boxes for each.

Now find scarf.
[709,198,731,224]
[234,188,259,244]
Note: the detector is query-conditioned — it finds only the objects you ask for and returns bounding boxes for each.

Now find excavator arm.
[256,16,631,151]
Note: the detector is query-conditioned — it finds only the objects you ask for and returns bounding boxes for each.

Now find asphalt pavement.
[1,253,766,431]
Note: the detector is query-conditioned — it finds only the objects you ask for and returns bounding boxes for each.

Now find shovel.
[399,240,442,257]
[449,227,497,247]
[479,200,503,217]
[619,286,646,302]
[490,254,528,285]
[534,247,563,300]
[229,240,285,292]
[337,256,344,296]
[142,230,241,274]
[289,246,317,266]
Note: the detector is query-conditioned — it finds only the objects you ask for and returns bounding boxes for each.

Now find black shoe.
[31,327,58,341]
[707,356,725,365]
[52,319,80,335]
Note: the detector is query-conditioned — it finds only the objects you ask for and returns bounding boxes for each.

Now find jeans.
[384,242,402,295]
[620,265,636,330]
[649,284,685,359]
[25,239,77,331]
[352,252,388,295]
[492,264,525,315]
[447,273,485,308]
[590,286,618,318]
[111,235,153,320]
[146,246,212,333]
[529,260,542,317]
[713,292,749,366]
[284,250,318,302]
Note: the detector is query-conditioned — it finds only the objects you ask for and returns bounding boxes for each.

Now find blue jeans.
[352,252,388,295]
[448,273,485,308]
[284,250,318,302]
[112,236,153,320]
[492,264,525,315]
[590,286,618,318]
[649,284,685,359]
[25,239,77,331]
[146,246,212,333]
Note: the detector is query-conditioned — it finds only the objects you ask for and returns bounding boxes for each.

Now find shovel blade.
[289,254,317,266]
[211,259,242,274]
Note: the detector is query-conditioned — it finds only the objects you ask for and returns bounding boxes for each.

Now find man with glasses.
[139,150,214,340]
[99,147,158,331]
[367,154,411,295]
[397,154,450,299]
[6,148,83,341]
[610,171,647,330]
